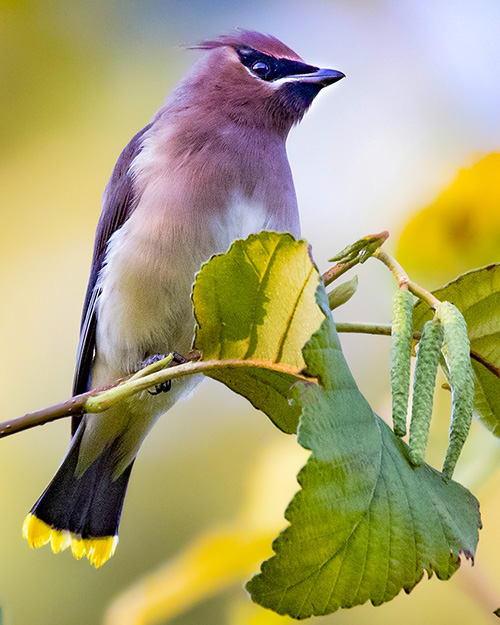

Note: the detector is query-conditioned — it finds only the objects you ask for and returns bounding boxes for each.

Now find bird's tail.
[22,426,133,568]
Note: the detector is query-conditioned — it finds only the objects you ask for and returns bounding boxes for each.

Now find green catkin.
[436,302,475,480]
[390,288,415,437]
[408,320,444,466]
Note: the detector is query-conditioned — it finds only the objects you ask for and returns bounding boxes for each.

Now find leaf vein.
[243,238,284,360]
[275,264,315,364]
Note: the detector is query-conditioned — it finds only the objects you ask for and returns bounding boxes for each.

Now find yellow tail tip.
[22,514,118,567]
[23,514,52,548]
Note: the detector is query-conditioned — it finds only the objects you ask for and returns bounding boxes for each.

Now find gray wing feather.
[71,122,153,435]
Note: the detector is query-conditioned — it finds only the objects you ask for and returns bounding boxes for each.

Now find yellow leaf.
[228,597,294,625]
[104,526,276,625]
[105,439,307,625]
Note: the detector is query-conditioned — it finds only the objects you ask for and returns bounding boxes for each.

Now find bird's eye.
[251,61,270,78]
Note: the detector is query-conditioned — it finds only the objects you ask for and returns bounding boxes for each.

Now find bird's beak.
[287,68,345,87]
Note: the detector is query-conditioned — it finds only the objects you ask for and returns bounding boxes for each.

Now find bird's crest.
[191,29,303,62]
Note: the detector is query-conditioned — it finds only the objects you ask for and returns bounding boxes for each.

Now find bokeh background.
[1,1,500,624]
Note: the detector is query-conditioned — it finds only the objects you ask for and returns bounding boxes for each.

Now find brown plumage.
[23,30,344,567]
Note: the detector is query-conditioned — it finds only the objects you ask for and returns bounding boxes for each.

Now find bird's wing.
[71,123,152,435]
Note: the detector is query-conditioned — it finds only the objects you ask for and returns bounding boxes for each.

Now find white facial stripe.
[242,64,259,79]
[242,64,285,90]
[242,64,321,90]
[271,73,322,88]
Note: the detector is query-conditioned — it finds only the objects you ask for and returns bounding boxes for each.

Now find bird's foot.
[142,352,189,395]
[148,380,171,395]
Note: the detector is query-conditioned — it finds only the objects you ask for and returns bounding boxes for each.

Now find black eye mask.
[236,46,319,82]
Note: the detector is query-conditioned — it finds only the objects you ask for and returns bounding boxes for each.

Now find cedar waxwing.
[23,30,344,567]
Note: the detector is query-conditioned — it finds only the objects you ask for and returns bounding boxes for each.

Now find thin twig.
[128,353,175,382]
[322,258,359,286]
[373,249,441,310]
[0,359,312,439]
[335,322,500,379]
[335,321,421,340]
[0,393,90,438]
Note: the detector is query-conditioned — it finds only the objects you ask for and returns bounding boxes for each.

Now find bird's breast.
[94,191,288,378]
[207,192,274,252]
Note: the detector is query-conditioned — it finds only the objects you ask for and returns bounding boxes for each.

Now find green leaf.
[413,264,500,437]
[247,287,480,618]
[192,232,325,433]
[327,275,358,310]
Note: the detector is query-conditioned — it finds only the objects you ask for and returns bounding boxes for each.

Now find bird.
[22,29,345,567]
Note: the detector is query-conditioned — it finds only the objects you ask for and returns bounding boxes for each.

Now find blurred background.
[1,0,500,623]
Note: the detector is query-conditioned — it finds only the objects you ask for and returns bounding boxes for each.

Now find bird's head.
[177,30,344,138]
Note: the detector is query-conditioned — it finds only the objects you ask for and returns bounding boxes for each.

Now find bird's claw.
[142,352,188,395]
[170,352,189,365]
[148,380,172,395]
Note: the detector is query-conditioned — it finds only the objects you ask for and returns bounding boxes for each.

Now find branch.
[0,358,312,439]
[324,232,441,311]
[335,322,500,379]
[335,321,421,340]
[0,392,92,438]
[7,229,495,441]
[372,249,441,310]
[322,257,360,287]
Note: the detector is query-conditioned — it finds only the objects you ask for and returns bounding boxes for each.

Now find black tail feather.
[31,426,134,539]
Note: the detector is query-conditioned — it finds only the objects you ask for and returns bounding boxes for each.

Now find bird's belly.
[94,196,282,380]
[84,195,294,470]
[95,229,198,378]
